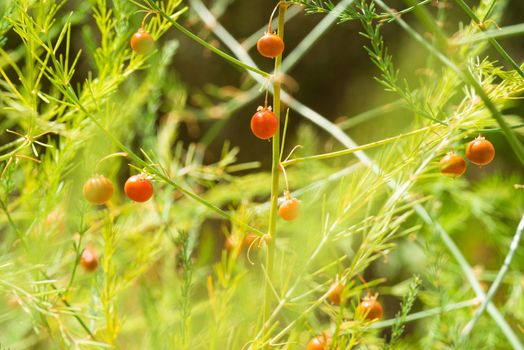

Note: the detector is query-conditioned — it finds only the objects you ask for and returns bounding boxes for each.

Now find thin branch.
[282,125,435,166]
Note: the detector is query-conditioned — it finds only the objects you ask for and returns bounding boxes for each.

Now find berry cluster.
[252,13,301,225]
[308,280,384,348]
[83,173,154,205]
[77,25,158,274]
[440,136,495,177]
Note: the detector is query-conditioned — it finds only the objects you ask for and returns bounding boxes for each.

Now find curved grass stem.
[460,213,524,340]
[145,0,270,79]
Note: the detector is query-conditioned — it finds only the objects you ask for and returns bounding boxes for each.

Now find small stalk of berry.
[257,2,285,58]
[355,275,384,320]
[130,12,156,55]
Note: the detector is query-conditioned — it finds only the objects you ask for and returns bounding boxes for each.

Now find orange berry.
[124,174,154,202]
[278,197,299,221]
[357,295,384,320]
[307,334,332,350]
[466,136,495,166]
[130,29,155,55]
[257,33,284,58]
[327,282,345,305]
[80,248,98,272]
[251,107,278,140]
[440,152,466,177]
[83,175,114,205]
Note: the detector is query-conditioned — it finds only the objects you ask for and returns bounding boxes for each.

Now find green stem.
[453,0,524,78]
[268,6,285,245]
[282,125,434,166]
[45,273,97,340]
[0,141,30,162]
[473,122,524,134]
[0,138,25,153]
[378,0,433,23]
[146,1,270,78]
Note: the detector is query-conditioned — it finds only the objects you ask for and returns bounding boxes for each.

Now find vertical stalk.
[263,0,286,335]
[268,4,286,245]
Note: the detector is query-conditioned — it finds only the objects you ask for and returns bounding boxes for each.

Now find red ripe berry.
[257,33,284,58]
[80,248,98,272]
[307,334,332,350]
[327,282,345,305]
[251,107,278,140]
[83,175,114,205]
[278,196,299,221]
[130,29,155,55]
[357,295,384,321]
[124,174,154,202]
[466,136,495,166]
[440,152,467,177]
